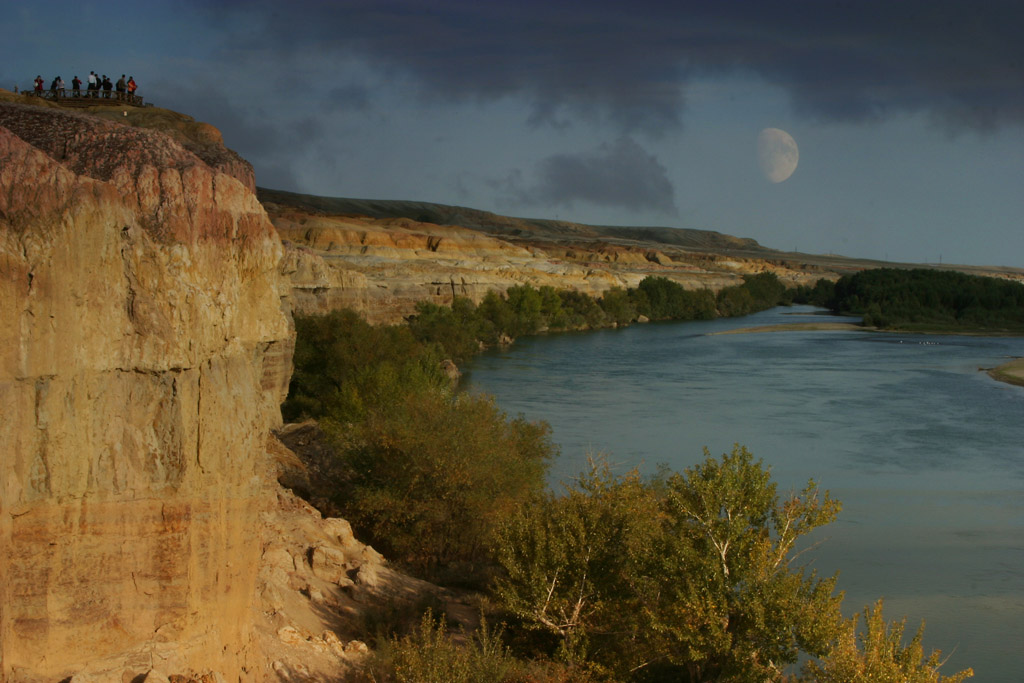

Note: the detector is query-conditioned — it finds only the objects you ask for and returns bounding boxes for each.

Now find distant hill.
[257,187,1024,283]
[257,187,771,255]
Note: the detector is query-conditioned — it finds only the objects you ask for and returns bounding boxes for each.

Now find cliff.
[0,97,292,680]
[0,95,477,682]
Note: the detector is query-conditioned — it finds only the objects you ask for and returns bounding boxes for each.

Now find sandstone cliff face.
[0,101,290,680]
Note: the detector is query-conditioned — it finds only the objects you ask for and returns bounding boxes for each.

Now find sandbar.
[987,358,1024,387]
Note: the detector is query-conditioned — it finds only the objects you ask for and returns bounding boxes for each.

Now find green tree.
[636,276,685,320]
[740,272,788,308]
[803,600,973,682]
[716,285,756,317]
[647,446,844,682]
[506,284,545,336]
[478,290,516,340]
[538,285,569,329]
[494,461,661,668]
[494,448,845,681]
[408,300,481,364]
[599,287,637,325]
[559,289,609,329]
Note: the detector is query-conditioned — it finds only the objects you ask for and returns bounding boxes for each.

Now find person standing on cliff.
[72,75,82,96]
[87,71,97,97]
[34,75,43,95]
[127,76,137,104]
[115,75,126,101]
[56,76,65,98]
[102,75,112,98]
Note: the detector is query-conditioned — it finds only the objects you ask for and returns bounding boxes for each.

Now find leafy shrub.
[361,611,609,683]
[803,601,973,683]
[361,610,519,683]
[283,309,449,422]
[285,308,555,582]
[337,390,555,578]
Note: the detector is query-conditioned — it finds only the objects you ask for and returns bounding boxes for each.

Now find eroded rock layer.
[0,101,290,680]
[262,190,845,325]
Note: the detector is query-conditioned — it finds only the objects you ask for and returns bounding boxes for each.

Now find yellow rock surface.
[0,101,290,680]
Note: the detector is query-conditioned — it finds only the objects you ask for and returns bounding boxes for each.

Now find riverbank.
[987,357,1024,387]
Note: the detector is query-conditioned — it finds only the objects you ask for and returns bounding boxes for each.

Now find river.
[464,305,1024,681]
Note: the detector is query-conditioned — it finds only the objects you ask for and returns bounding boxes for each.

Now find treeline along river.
[464,305,1024,682]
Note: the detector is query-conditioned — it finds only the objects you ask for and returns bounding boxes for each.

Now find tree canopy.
[797,268,1024,331]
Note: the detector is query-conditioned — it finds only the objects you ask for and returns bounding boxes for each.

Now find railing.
[19,88,145,107]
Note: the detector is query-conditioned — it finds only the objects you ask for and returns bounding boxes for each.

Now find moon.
[758,128,799,183]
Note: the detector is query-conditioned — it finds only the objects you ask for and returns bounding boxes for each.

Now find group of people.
[31,71,138,102]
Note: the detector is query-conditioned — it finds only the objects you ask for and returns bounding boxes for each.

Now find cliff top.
[0,89,252,192]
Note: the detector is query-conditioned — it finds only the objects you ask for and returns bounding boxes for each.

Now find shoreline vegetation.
[812,267,1024,334]
[281,269,989,681]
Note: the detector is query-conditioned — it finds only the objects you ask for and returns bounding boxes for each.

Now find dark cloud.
[324,85,372,113]
[492,137,677,214]
[154,78,324,191]
[189,0,1024,133]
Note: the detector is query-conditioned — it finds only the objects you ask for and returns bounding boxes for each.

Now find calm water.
[464,306,1024,681]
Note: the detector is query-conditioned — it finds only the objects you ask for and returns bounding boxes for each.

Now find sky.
[5,0,1024,267]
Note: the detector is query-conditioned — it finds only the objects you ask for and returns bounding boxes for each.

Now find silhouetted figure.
[34,75,43,95]
[56,76,65,97]
[127,76,137,104]
[88,71,97,97]
[72,75,82,96]
[102,75,112,98]
[116,74,126,101]
[49,77,58,97]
